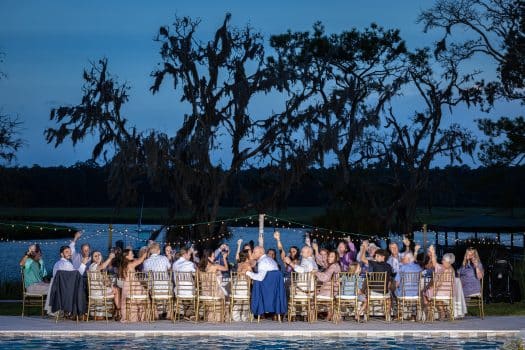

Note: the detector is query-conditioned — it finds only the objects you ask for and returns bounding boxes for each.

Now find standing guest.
[284,246,318,273]
[273,231,300,275]
[315,251,340,321]
[19,244,49,294]
[246,246,279,281]
[236,250,253,274]
[164,244,175,264]
[172,247,196,273]
[119,248,148,322]
[395,252,422,297]
[69,231,91,270]
[143,242,171,273]
[458,247,484,297]
[337,237,358,272]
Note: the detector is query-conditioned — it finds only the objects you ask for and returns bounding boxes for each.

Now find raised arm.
[274,231,286,262]
[235,239,243,262]
[97,253,116,271]
[69,231,82,256]
[358,241,369,265]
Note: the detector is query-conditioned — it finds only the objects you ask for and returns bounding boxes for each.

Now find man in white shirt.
[143,242,171,272]
[46,245,89,315]
[172,248,196,273]
[284,246,318,273]
[246,246,279,281]
[69,231,91,270]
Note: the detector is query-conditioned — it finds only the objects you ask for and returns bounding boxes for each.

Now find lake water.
[1,221,522,282]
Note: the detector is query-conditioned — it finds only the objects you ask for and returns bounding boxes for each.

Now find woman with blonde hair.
[458,247,484,297]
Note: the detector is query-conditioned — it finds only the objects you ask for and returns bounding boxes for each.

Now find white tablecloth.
[454,277,467,318]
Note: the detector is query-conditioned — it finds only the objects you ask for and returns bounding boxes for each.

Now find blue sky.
[0,0,519,167]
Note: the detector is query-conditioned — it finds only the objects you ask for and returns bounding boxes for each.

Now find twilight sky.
[0,0,519,167]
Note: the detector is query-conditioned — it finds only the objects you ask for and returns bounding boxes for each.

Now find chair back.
[230,272,251,299]
[399,271,421,298]
[337,272,361,298]
[149,271,172,299]
[127,271,149,299]
[366,272,388,296]
[87,270,111,299]
[432,271,454,299]
[197,271,222,300]
[290,272,315,299]
[173,271,196,298]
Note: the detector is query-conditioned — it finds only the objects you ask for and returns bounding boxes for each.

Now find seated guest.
[89,251,120,320]
[45,245,89,315]
[19,244,49,295]
[237,250,253,274]
[395,252,422,297]
[69,231,91,270]
[53,245,89,277]
[284,246,318,273]
[312,242,329,271]
[273,231,300,276]
[119,248,148,322]
[423,246,456,318]
[143,242,171,272]
[387,242,401,275]
[338,262,367,321]
[266,248,277,261]
[198,249,229,322]
[246,246,279,281]
[357,240,379,274]
[458,247,484,297]
[214,244,231,266]
[337,237,357,272]
[173,247,196,273]
[315,251,340,321]
[164,244,175,264]
[136,246,149,272]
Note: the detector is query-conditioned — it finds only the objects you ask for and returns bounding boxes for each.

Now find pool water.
[0,336,517,349]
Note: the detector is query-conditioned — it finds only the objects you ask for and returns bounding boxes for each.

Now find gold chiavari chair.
[288,272,316,323]
[396,271,422,322]
[464,276,484,319]
[334,272,364,323]
[86,270,115,323]
[314,274,335,322]
[366,272,390,322]
[173,271,197,322]
[428,271,455,322]
[196,271,226,323]
[20,268,47,318]
[149,271,174,321]
[125,271,151,322]
[229,272,252,322]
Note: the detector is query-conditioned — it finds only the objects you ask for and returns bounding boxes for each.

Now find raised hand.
[273,231,281,241]
[283,256,291,265]
[414,243,421,253]
[74,231,82,241]
[312,242,319,252]
[237,239,243,246]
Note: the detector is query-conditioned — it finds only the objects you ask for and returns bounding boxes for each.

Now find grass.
[0,301,523,317]
[1,206,524,225]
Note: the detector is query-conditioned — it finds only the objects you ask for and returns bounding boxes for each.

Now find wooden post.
[510,233,514,249]
[258,214,265,248]
[422,224,428,253]
[107,223,113,252]
[445,231,449,248]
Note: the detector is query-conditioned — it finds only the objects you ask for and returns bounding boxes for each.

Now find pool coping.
[0,329,520,338]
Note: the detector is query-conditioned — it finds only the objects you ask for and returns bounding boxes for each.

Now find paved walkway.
[0,316,523,339]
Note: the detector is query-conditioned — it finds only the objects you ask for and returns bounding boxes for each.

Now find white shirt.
[293,256,318,273]
[172,257,196,273]
[246,254,279,282]
[52,257,86,277]
[143,253,171,272]
[69,240,91,270]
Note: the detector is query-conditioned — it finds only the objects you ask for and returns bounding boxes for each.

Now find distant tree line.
[0,162,523,212]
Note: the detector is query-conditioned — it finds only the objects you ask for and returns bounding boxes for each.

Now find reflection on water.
[0,336,514,350]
